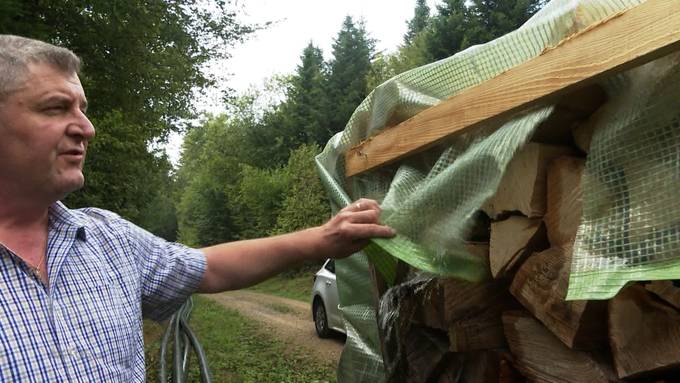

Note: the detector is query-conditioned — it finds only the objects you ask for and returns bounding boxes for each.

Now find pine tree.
[466,0,545,46]
[423,0,544,61]
[423,0,470,61]
[327,16,375,135]
[404,0,431,46]
[280,43,330,147]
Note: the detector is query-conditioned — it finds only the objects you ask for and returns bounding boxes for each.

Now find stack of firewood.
[381,86,680,383]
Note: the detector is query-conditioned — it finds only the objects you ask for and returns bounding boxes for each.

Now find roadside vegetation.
[144,296,336,382]
[249,273,314,302]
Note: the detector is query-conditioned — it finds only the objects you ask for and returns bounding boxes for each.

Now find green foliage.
[1,0,254,138]
[369,0,544,88]
[272,144,330,236]
[424,0,544,61]
[423,0,471,61]
[233,165,289,239]
[176,115,246,246]
[404,0,431,46]
[278,43,332,148]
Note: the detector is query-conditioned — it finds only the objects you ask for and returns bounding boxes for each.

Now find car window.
[324,259,335,274]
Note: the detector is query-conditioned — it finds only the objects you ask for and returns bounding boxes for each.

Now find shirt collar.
[49,202,88,241]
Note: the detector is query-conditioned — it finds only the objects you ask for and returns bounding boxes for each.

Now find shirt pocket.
[55,245,141,371]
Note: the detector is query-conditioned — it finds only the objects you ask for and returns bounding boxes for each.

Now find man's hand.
[314,198,395,259]
[197,198,395,293]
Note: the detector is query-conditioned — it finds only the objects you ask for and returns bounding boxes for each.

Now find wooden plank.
[503,310,620,383]
[345,0,680,177]
[609,284,680,379]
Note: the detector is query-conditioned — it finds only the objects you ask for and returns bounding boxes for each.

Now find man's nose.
[67,111,96,140]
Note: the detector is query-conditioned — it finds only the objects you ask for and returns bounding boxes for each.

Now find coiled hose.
[158,298,212,383]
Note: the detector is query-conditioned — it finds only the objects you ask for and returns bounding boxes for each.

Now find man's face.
[0,63,95,204]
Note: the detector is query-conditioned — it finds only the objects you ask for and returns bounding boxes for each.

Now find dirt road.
[203,291,344,366]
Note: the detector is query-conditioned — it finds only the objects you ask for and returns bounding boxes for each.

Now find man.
[0,35,394,381]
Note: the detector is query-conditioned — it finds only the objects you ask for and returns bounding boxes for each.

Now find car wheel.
[314,300,331,338]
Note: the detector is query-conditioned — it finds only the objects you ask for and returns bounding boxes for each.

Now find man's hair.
[0,35,81,100]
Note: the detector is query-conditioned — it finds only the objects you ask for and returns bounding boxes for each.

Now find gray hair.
[0,35,81,100]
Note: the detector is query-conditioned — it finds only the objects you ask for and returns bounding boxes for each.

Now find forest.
[1,0,545,258]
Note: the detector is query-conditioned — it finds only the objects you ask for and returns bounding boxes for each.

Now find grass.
[144,295,336,383]
[248,272,315,302]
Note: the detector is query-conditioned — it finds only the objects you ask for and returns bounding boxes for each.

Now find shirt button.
[68,346,78,358]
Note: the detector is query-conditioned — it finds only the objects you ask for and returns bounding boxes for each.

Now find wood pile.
[377,86,680,383]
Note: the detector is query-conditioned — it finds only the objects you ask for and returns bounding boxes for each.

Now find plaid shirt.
[0,202,206,382]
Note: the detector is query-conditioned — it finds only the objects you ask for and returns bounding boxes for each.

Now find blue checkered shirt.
[0,202,207,382]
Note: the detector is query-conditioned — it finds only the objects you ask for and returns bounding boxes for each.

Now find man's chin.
[55,174,86,199]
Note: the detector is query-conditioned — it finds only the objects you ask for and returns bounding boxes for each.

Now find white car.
[311,259,345,338]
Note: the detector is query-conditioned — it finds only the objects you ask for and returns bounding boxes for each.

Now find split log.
[490,216,547,278]
[482,143,574,219]
[572,106,606,153]
[544,157,586,246]
[442,278,516,352]
[510,246,607,349]
[413,279,447,331]
[503,310,620,383]
[645,280,680,310]
[609,284,680,379]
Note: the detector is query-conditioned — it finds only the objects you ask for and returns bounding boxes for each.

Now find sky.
[166,0,441,163]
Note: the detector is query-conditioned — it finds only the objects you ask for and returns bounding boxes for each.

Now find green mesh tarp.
[316,0,680,381]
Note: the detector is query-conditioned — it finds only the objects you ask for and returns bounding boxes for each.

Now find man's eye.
[43,105,66,114]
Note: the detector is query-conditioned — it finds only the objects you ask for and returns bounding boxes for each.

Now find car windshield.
[324,259,335,274]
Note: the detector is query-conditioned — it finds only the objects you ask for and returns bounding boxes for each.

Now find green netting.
[566,51,680,299]
[315,0,679,381]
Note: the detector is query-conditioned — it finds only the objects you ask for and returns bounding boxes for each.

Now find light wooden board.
[345,0,680,177]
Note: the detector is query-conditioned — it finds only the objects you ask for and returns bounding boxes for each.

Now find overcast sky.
[167,0,441,163]
[198,0,442,111]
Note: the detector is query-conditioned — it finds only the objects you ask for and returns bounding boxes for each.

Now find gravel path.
[203,290,344,367]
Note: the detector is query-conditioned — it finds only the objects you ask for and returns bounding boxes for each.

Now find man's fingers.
[345,209,380,224]
[346,198,381,213]
[350,223,396,239]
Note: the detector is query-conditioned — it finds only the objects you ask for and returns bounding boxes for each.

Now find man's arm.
[196,198,394,293]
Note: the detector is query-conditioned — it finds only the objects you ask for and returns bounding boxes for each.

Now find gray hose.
[157,298,212,383]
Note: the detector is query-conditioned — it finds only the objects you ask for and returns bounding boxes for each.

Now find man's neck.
[0,200,50,284]
[0,196,51,234]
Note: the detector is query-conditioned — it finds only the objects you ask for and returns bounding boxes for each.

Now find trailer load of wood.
[316,1,680,381]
